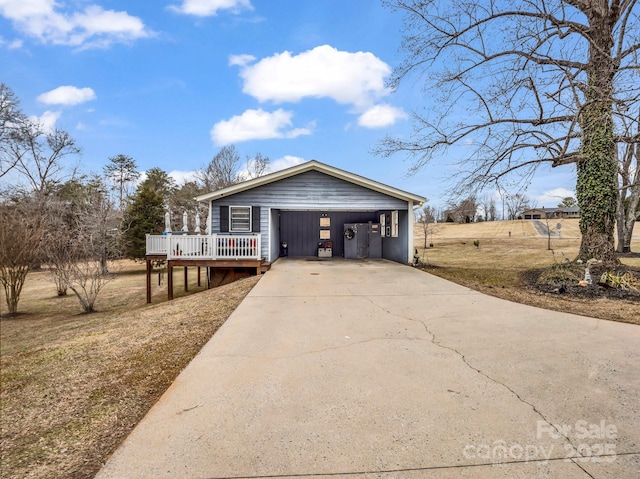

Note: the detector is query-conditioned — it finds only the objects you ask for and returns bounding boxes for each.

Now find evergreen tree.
[122,184,165,260]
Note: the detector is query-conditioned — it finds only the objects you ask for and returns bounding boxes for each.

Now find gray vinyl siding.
[269,208,280,261]
[209,171,410,262]
[216,171,408,210]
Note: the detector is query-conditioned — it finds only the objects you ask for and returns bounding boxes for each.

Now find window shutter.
[252,206,261,232]
[220,206,229,232]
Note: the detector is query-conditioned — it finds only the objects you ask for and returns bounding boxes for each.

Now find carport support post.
[168,263,174,301]
[408,200,416,265]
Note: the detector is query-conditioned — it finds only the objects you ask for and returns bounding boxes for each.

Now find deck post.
[146,258,152,304]
[197,266,201,287]
[184,266,188,292]
[168,263,174,301]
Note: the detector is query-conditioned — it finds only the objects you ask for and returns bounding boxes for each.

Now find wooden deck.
[146,233,261,260]
[145,255,267,303]
[145,234,266,302]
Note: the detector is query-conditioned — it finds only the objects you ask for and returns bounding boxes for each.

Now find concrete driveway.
[96,258,640,479]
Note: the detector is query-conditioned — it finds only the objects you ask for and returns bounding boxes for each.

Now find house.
[521,207,580,220]
[197,160,426,263]
[145,160,426,301]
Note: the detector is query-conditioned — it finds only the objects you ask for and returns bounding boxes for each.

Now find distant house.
[521,207,580,220]
[443,199,478,223]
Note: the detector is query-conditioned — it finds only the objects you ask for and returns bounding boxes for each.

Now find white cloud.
[0,35,22,49]
[229,53,255,67]
[169,0,252,16]
[37,85,96,105]
[536,187,576,206]
[271,155,305,172]
[168,170,199,185]
[211,108,312,145]
[0,0,152,48]
[30,110,61,133]
[235,44,392,108]
[357,104,408,129]
[237,154,305,179]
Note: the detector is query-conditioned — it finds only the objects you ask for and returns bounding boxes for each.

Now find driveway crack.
[359,294,600,477]
[210,336,428,361]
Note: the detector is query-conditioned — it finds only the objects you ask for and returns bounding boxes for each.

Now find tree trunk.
[576,3,618,265]
[616,126,639,253]
[576,98,618,262]
[1,266,28,315]
[622,190,639,253]
[100,255,109,275]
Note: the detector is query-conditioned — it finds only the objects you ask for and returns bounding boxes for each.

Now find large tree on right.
[379,0,639,263]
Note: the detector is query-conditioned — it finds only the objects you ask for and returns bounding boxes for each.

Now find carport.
[275,209,409,260]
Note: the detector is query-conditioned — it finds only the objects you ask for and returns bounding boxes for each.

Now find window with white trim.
[230,206,251,232]
[391,210,399,237]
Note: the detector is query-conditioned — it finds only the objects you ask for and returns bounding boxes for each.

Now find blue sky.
[0,0,576,211]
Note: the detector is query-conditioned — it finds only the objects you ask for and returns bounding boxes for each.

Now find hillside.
[416,219,639,242]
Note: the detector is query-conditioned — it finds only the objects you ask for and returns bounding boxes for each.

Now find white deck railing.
[146,234,261,260]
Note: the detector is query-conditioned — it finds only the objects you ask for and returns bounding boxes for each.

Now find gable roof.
[196,160,426,206]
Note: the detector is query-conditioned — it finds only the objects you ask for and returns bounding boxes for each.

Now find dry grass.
[415,223,640,325]
[1,221,639,478]
[0,261,260,479]
[424,218,638,241]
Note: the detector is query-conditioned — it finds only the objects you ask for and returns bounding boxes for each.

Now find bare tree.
[197,145,242,191]
[49,253,115,313]
[241,152,271,181]
[0,83,27,179]
[0,196,46,315]
[488,197,497,221]
[44,177,117,312]
[378,0,639,263]
[9,118,80,194]
[616,111,640,252]
[416,204,438,248]
[479,194,498,221]
[504,193,532,220]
